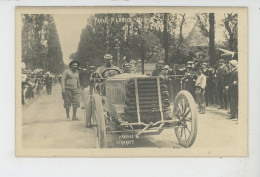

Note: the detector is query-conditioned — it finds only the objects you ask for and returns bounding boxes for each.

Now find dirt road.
[22,84,238,149]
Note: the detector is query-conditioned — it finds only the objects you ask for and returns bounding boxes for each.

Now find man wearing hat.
[216,59,229,109]
[225,60,238,119]
[96,54,122,78]
[152,60,165,76]
[61,60,81,120]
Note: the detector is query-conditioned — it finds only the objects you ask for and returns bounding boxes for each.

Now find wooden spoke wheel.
[84,87,92,128]
[173,90,198,148]
[92,94,107,148]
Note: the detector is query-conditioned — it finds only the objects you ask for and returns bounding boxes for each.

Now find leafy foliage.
[22,14,64,73]
[222,13,238,51]
[71,13,238,68]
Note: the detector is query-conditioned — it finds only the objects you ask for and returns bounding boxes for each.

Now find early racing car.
[84,68,198,148]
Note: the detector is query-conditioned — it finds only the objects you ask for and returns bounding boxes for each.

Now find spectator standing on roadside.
[45,73,53,95]
[61,61,81,121]
[201,63,211,106]
[195,67,207,114]
[216,59,229,109]
[58,74,62,84]
[35,74,42,95]
[225,60,238,120]
[79,64,91,108]
[182,61,197,100]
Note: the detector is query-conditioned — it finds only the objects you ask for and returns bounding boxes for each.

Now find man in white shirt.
[195,67,207,114]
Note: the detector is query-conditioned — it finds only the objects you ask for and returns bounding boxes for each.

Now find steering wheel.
[101,68,121,78]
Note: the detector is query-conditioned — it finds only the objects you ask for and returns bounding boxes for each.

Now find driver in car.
[96,54,122,78]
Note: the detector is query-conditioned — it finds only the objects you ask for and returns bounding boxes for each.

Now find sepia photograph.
[15,6,248,157]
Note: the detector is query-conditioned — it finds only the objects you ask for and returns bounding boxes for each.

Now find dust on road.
[22,84,238,149]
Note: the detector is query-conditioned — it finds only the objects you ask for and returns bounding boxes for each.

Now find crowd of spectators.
[151,57,238,119]
[21,69,61,105]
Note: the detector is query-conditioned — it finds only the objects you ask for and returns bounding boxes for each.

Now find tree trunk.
[163,13,169,64]
[140,41,145,74]
[209,13,215,65]
[179,14,185,43]
[224,14,235,51]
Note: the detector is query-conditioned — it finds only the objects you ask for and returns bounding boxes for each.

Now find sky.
[54,14,226,65]
[54,14,90,65]
[181,13,226,41]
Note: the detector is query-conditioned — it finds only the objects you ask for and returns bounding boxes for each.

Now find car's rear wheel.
[84,87,92,128]
[92,94,107,148]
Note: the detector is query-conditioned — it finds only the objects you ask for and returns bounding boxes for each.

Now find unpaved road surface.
[22,84,238,149]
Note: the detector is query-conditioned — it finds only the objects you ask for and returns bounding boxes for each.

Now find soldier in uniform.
[225,60,238,119]
[152,60,166,76]
[216,59,229,109]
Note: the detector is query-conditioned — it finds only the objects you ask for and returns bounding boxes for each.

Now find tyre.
[92,94,106,148]
[173,90,198,148]
[84,87,92,128]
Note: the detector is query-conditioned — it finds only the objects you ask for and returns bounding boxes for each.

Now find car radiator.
[124,77,171,123]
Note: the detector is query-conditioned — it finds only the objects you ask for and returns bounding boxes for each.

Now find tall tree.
[45,15,63,73]
[223,13,238,51]
[179,13,186,43]
[208,13,215,65]
[21,14,64,73]
[163,13,169,64]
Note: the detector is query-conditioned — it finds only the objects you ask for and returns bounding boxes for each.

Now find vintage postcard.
[16,6,248,157]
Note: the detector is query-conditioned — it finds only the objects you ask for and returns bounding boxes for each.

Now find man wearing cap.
[195,67,207,114]
[216,59,229,109]
[163,65,170,76]
[122,63,132,73]
[152,60,165,76]
[61,61,81,120]
[225,60,238,119]
[96,54,122,78]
